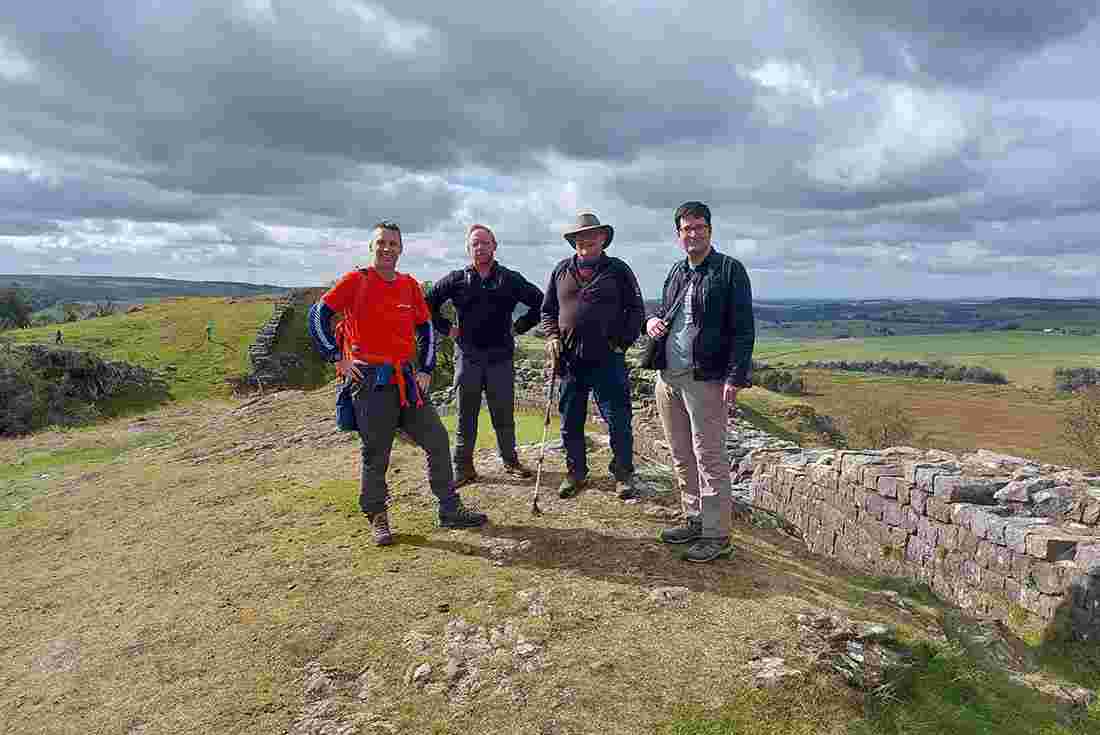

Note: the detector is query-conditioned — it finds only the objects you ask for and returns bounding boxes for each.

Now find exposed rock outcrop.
[0,345,168,435]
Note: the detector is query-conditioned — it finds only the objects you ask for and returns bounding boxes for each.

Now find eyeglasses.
[679,224,710,235]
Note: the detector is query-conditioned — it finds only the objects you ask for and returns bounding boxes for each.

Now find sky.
[2,1,1100,299]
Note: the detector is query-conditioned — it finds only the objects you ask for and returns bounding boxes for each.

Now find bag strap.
[661,273,693,325]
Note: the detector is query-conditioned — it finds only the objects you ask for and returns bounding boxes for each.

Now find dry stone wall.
[247,297,294,387]
[507,355,1100,640]
[748,447,1100,640]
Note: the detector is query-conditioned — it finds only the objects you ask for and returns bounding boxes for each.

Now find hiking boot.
[367,511,394,547]
[558,475,586,499]
[453,464,479,488]
[659,517,702,545]
[682,538,733,563]
[439,501,488,529]
[502,460,534,480]
[615,475,638,500]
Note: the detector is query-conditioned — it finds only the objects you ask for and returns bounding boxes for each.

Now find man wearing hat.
[540,212,646,500]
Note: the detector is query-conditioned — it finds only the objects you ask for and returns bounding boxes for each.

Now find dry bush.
[1063,385,1100,470]
[839,394,917,449]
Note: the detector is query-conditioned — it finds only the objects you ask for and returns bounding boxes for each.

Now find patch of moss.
[854,641,1097,735]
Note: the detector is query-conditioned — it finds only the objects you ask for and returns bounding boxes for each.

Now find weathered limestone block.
[882,499,906,527]
[863,463,902,490]
[926,496,952,523]
[995,477,1056,504]
[1025,529,1091,562]
[910,488,928,515]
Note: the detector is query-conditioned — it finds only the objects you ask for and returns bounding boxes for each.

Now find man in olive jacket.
[646,201,754,562]
[541,212,646,500]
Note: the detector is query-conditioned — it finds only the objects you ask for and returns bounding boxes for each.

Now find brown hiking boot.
[502,460,534,480]
[453,464,479,488]
[368,512,394,546]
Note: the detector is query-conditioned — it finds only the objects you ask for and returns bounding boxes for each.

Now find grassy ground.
[3,296,279,400]
[2,386,1096,734]
[755,332,1100,387]
[792,370,1085,466]
[439,409,562,450]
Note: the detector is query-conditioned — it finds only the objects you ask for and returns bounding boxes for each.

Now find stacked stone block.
[750,448,1100,640]
[248,298,293,386]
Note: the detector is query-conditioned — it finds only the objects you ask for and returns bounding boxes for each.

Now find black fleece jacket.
[425,262,543,363]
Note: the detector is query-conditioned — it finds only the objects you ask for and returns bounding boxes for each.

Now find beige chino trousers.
[655,373,731,539]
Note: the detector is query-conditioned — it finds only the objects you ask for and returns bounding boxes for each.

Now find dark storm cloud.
[0,169,213,223]
[803,0,1100,84]
[1,1,1098,295]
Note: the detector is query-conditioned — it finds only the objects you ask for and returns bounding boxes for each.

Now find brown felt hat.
[562,211,614,249]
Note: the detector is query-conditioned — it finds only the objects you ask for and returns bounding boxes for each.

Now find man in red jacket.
[309,221,488,545]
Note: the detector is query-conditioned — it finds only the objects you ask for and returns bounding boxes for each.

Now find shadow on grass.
[99,384,172,421]
[401,515,885,609]
[736,402,802,443]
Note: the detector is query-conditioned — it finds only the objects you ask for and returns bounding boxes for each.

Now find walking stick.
[531,357,558,516]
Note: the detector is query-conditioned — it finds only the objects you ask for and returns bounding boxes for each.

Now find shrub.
[753,367,805,395]
[801,359,1007,384]
[839,395,917,449]
[1063,386,1100,470]
[1053,366,1100,393]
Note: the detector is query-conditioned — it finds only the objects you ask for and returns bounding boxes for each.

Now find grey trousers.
[453,348,517,467]
[354,383,458,515]
[655,373,731,538]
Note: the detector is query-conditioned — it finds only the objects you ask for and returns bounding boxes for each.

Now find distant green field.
[3,296,278,401]
[755,331,1100,386]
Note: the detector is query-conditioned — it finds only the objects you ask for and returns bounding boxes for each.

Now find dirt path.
[1,388,1092,734]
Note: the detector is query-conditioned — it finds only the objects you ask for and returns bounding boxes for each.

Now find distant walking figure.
[55,330,63,345]
[646,202,755,563]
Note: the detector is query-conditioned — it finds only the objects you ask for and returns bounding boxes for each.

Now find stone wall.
[506,355,1100,641]
[747,447,1100,640]
[247,297,294,387]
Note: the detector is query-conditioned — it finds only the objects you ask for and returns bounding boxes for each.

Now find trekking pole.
[531,356,558,516]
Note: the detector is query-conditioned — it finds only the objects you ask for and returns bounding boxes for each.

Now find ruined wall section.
[247,296,295,387]
[749,448,1100,640]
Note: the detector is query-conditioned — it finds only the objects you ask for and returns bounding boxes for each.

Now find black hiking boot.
[615,475,638,500]
[439,501,488,529]
[659,517,702,545]
[682,538,733,563]
[502,460,534,480]
[453,464,479,488]
[557,475,586,499]
[367,511,394,547]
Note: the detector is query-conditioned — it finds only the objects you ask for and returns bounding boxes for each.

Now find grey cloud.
[0,169,212,223]
[1,2,1099,297]
[803,0,1100,84]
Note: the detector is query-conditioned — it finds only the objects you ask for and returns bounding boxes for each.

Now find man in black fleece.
[541,212,646,500]
[426,224,545,485]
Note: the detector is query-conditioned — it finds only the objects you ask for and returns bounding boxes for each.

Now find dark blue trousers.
[558,352,634,481]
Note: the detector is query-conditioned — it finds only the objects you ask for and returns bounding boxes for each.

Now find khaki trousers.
[655,373,731,538]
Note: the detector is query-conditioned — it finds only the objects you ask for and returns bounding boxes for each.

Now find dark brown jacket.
[540,254,645,365]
